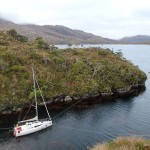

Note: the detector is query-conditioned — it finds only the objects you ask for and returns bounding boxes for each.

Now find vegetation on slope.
[0,31,147,111]
[0,18,119,44]
[89,137,150,150]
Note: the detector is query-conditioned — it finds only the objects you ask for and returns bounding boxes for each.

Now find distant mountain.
[120,35,150,44]
[0,18,118,44]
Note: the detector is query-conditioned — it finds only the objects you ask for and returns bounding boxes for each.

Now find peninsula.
[0,30,147,115]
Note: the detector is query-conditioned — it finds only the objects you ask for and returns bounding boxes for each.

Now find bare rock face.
[1,110,12,115]
[64,96,72,102]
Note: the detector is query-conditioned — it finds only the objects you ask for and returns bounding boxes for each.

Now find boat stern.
[13,126,22,137]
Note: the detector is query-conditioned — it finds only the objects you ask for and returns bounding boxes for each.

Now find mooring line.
[51,98,83,120]
[5,136,17,150]
[0,127,13,130]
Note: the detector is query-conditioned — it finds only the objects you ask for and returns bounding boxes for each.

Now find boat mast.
[32,67,38,120]
[35,77,51,120]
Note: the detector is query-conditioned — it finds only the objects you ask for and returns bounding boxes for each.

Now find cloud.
[0,0,150,38]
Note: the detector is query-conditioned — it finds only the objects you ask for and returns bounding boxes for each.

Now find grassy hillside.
[0,18,119,44]
[90,137,150,150]
[0,31,147,111]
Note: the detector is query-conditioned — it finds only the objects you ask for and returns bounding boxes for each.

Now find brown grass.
[90,137,150,150]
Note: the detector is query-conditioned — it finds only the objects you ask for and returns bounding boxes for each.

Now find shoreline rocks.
[0,84,146,121]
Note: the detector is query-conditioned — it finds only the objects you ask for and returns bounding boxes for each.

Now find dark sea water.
[0,45,150,150]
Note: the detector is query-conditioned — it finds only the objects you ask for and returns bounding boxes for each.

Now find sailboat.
[13,67,52,137]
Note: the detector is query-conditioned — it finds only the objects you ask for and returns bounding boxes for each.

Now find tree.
[7,29,17,37]
[17,35,28,42]
[49,45,58,50]
[35,37,49,50]
[7,29,28,42]
[68,43,72,49]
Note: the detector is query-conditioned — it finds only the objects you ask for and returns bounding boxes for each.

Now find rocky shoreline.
[0,84,146,121]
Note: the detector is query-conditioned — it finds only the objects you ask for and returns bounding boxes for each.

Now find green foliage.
[10,65,24,72]
[7,29,28,42]
[29,90,41,99]
[72,49,84,55]
[116,50,123,59]
[0,40,9,46]
[35,37,49,50]
[52,55,65,63]
[71,60,85,75]
[16,34,28,42]
[49,45,58,50]
[49,50,59,56]
[0,58,9,70]
[0,32,147,111]
[7,29,17,37]
[98,49,109,56]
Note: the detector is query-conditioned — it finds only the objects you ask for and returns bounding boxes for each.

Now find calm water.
[0,45,150,150]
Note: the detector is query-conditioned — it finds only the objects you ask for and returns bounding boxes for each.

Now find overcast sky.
[0,0,150,39]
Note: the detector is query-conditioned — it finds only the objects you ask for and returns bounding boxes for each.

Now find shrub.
[10,65,24,72]
[71,60,85,75]
[29,90,41,99]
[7,29,17,37]
[35,37,49,50]
[7,29,28,42]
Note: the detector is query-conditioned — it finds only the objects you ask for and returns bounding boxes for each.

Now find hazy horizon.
[0,0,150,39]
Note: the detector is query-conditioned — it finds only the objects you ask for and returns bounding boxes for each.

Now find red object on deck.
[17,127,22,133]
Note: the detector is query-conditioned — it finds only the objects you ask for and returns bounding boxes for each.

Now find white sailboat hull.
[13,67,53,137]
[14,120,52,137]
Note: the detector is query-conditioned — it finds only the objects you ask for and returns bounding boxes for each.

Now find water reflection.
[1,45,150,150]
